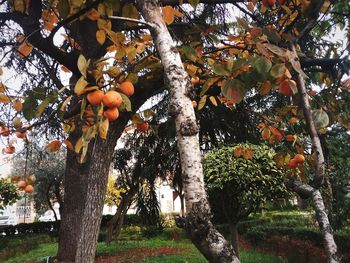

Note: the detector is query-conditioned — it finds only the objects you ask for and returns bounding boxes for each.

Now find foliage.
[0,178,20,211]
[326,129,350,229]
[204,143,290,223]
[11,145,65,215]
[105,175,122,207]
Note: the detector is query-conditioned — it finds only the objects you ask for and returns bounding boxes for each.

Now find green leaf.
[35,98,50,117]
[254,57,272,74]
[182,46,198,62]
[120,93,132,112]
[212,63,230,76]
[77,55,88,78]
[270,63,286,78]
[57,0,70,19]
[22,96,38,121]
[188,0,200,8]
[200,77,220,97]
[263,28,281,43]
[222,79,246,104]
[264,43,287,57]
[236,17,250,31]
[312,109,329,129]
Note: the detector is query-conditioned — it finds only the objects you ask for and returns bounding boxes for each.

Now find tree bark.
[291,45,340,263]
[229,223,240,259]
[57,74,164,263]
[139,1,240,262]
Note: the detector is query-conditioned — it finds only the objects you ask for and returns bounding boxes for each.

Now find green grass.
[1,229,286,263]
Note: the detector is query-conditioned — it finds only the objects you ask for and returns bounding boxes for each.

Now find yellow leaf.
[209,96,217,106]
[74,136,83,153]
[188,0,199,8]
[162,6,175,25]
[0,93,10,103]
[60,95,73,111]
[0,67,3,76]
[96,29,106,45]
[47,140,62,152]
[107,66,120,78]
[198,95,207,110]
[97,18,112,30]
[74,76,88,95]
[121,3,139,26]
[63,122,75,133]
[13,117,22,129]
[99,118,109,139]
[13,99,23,112]
[77,54,88,78]
[0,83,5,93]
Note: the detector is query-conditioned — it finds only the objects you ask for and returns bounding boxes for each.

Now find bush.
[0,221,59,237]
[244,225,350,254]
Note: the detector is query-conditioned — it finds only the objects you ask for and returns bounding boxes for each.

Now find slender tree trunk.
[106,190,135,244]
[47,179,58,222]
[140,1,239,262]
[229,223,240,259]
[291,45,340,263]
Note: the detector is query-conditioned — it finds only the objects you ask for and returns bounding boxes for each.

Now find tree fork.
[139,1,240,262]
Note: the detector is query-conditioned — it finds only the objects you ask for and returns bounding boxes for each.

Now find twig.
[107,16,154,28]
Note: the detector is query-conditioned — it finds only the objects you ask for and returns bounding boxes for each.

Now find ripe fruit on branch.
[24,185,34,193]
[0,127,10,136]
[119,81,134,97]
[87,89,104,106]
[289,117,299,124]
[103,107,119,121]
[17,180,26,189]
[289,158,298,169]
[294,154,305,163]
[191,76,200,85]
[4,145,15,154]
[279,79,293,96]
[285,134,295,142]
[136,122,149,132]
[15,131,26,139]
[103,91,123,108]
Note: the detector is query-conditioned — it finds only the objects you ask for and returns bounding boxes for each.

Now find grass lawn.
[1,228,286,263]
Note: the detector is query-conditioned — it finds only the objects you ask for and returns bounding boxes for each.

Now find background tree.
[0,178,20,211]
[203,143,289,258]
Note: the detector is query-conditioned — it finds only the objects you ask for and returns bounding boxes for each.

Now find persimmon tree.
[0,0,349,262]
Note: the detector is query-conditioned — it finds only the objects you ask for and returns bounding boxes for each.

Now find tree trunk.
[312,190,339,263]
[106,190,135,244]
[179,193,185,217]
[291,45,340,263]
[57,74,164,262]
[229,223,240,259]
[140,1,240,262]
[57,120,126,263]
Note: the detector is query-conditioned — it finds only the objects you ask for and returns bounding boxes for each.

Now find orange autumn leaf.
[47,140,62,152]
[17,38,33,58]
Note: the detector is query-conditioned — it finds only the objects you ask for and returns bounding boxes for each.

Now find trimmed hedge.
[244,225,350,253]
[0,213,167,237]
[0,221,59,236]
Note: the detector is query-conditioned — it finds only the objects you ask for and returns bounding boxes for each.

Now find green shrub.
[244,225,350,253]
